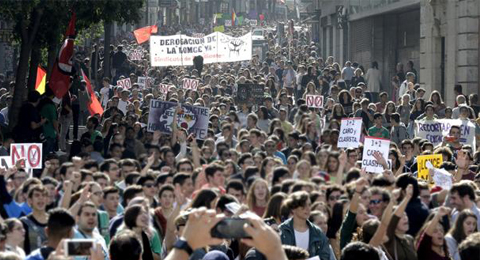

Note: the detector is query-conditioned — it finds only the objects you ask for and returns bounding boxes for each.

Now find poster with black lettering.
[147,100,210,140]
[338,118,362,148]
[235,84,265,105]
[150,32,252,66]
[362,137,390,173]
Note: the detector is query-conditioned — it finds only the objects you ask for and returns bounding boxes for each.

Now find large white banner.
[415,119,476,149]
[150,32,252,66]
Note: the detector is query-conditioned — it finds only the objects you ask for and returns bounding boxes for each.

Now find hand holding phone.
[211,218,252,239]
[64,239,96,257]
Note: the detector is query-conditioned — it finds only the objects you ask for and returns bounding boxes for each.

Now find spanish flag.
[35,66,46,94]
[232,9,237,26]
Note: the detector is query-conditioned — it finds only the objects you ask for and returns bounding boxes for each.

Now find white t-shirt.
[100,86,110,107]
[294,228,309,251]
[118,99,128,114]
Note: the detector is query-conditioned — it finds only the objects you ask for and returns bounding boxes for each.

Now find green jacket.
[279,218,330,260]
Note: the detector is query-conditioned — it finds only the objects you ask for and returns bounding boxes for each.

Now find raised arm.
[369,189,399,247]
[335,150,347,185]
[425,206,450,237]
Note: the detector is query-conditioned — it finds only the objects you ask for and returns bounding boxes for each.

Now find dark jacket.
[279,218,330,260]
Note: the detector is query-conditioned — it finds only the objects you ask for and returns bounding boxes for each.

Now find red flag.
[81,69,103,116]
[49,12,76,98]
[133,25,158,44]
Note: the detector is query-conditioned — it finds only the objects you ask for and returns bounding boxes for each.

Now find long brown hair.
[246,178,270,211]
[448,209,478,243]
[263,192,287,222]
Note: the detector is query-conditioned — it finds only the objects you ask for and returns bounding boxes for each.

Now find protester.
[0,17,480,260]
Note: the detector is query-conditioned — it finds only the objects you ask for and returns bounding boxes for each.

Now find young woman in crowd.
[445,210,478,260]
[247,178,270,216]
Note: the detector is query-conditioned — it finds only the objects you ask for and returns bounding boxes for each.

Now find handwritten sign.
[306,95,324,108]
[159,83,172,94]
[129,50,143,60]
[417,154,443,181]
[415,119,476,149]
[338,118,363,148]
[432,168,453,190]
[182,78,199,91]
[235,84,265,105]
[117,78,132,89]
[0,156,12,169]
[10,143,43,169]
[137,77,154,88]
[362,137,390,173]
[147,100,210,139]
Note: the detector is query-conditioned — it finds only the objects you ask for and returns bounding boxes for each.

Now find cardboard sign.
[235,84,265,105]
[10,143,43,169]
[417,154,443,181]
[362,137,390,173]
[117,78,132,89]
[338,118,363,148]
[306,95,324,108]
[129,50,143,60]
[147,100,210,139]
[415,119,476,150]
[182,78,199,91]
[432,168,453,190]
[159,83,172,94]
[0,156,12,169]
[137,77,154,88]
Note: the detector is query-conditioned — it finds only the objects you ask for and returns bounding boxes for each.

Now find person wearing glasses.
[264,138,287,164]
[367,187,391,219]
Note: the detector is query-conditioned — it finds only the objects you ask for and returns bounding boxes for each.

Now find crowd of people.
[0,20,480,260]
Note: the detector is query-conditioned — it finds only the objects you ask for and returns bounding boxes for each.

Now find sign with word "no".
[10,143,43,169]
[117,78,132,89]
[306,95,324,108]
[362,137,390,173]
[338,118,363,148]
[183,78,199,91]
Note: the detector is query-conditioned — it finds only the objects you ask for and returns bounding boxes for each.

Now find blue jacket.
[279,218,330,260]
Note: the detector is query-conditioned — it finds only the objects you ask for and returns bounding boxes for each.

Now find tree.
[1,0,145,130]
[0,0,45,130]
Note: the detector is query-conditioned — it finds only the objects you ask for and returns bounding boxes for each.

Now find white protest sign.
[183,78,199,91]
[305,95,324,108]
[0,156,12,169]
[117,78,132,89]
[159,83,172,94]
[137,77,154,88]
[129,50,143,60]
[225,20,232,27]
[249,20,258,27]
[432,168,453,190]
[150,32,252,66]
[338,118,363,148]
[415,119,476,149]
[362,137,390,173]
[10,143,43,169]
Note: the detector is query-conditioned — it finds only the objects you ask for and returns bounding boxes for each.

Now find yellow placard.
[417,154,443,181]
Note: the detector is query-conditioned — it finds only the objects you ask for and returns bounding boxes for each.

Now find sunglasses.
[369,199,383,205]
[329,195,341,201]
